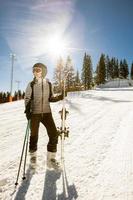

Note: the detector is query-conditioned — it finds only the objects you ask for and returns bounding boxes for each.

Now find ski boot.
[29,151,37,169]
[47,151,61,171]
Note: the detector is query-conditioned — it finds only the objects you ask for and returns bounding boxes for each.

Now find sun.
[46,35,68,58]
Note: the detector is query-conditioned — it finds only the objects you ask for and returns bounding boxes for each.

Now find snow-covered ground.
[98,79,133,88]
[1,87,133,200]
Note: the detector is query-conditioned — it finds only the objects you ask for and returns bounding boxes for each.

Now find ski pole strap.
[28,119,31,127]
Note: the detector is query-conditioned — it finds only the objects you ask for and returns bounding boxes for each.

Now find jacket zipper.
[41,79,44,117]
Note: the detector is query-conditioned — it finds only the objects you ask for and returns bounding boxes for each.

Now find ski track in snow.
[1,88,133,199]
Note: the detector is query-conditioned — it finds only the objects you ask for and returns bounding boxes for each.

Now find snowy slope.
[98,79,133,88]
[1,88,133,200]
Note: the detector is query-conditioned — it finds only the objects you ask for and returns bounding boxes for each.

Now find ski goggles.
[33,67,42,73]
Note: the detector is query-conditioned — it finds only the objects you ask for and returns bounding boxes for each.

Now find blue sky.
[0,0,133,92]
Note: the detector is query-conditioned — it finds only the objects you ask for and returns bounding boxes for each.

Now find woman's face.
[33,67,42,79]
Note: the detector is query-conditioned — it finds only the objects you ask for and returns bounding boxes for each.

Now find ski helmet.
[32,63,47,78]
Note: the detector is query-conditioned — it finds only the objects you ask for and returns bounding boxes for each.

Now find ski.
[57,72,69,165]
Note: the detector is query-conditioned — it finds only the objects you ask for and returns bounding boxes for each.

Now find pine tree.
[123,59,129,78]
[75,70,81,90]
[81,53,93,89]
[110,57,119,79]
[119,59,129,79]
[18,90,22,100]
[7,92,10,102]
[96,54,106,84]
[81,53,87,89]
[86,55,93,89]
[119,60,124,78]
[130,62,133,79]
[0,92,3,103]
[3,92,6,103]
[75,70,80,84]
[105,55,111,80]
[22,91,25,99]
[14,91,17,101]
[114,58,119,78]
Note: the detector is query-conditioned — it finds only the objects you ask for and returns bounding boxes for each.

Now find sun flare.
[46,35,68,58]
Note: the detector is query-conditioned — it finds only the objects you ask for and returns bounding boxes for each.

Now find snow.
[98,79,133,88]
[1,87,133,200]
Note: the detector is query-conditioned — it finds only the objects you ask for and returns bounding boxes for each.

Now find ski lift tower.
[9,53,16,102]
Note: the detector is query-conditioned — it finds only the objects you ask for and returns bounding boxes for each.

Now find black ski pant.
[29,113,58,153]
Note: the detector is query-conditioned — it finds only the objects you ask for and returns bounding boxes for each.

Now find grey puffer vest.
[25,78,52,114]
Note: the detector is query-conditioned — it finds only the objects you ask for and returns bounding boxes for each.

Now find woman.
[25,63,63,169]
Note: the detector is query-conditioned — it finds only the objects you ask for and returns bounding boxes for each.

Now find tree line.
[0,90,25,104]
[95,54,132,85]
[1,53,133,103]
[53,56,81,92]
[53,53,133,91]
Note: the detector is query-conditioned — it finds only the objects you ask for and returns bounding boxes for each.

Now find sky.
[0,0,133,92]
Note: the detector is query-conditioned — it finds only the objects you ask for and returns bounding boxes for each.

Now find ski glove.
[49,91,67,102]
[25,111,32,120]
[24,100,32,120]
[49,94,63,102]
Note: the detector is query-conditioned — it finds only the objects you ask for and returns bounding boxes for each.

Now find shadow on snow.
[80,93,133,103]
[42,163,78,200]
[13,166,35,200]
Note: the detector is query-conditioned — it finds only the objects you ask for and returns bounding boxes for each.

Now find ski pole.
[15,120,30,186]
[22,120,30,180]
